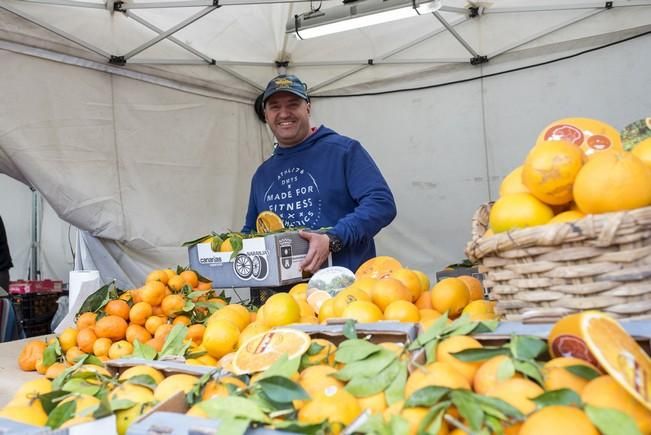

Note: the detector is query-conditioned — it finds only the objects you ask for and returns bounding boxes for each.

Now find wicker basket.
[465,203,651,322]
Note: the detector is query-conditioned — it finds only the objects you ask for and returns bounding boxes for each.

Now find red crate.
[9,279,63,294]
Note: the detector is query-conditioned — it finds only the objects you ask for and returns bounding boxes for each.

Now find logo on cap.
[274,78,293,88]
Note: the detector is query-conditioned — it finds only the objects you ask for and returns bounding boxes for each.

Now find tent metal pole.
[483,1,651,14]
[309,16,468,93]
[488,8,606,59]
[291,58,469,66]
[29,189,40,280]
[432,11,480,58]
[122,6,217,60]
[126,0,312,8]
[0,3,111,59]
[125,10,264,91]
[16,0,105,8]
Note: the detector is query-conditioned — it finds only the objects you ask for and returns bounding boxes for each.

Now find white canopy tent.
[1,0,650,287]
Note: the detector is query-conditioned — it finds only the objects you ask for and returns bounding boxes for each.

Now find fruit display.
[2,312,649,435]
[489,117,651,234]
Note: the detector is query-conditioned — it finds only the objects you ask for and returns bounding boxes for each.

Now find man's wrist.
[325,232,343,253]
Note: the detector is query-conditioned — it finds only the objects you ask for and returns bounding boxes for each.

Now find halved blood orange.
[580,311,651,411]
[256,211,285,233]
[232,328,311,374]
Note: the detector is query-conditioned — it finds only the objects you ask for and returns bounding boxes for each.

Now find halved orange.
[580,311,651,411]
[232,328,311,374]
[306,289,332,312]
[256,211,285,233]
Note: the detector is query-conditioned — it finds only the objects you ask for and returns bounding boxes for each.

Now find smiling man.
[243,74,396,276]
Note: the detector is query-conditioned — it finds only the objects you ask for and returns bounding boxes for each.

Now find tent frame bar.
[432,11,479,58]
[488,8,607,59]
[309,15,469,92]
[12,0,104,8]
[0,3,111,59]
[125,10,264,90]
[14,0,649,10]
[128,58,470,66]
[122,6,217,60]
[483,1,651,14]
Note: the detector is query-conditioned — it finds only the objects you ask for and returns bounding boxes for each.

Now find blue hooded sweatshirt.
[243,126,396,272]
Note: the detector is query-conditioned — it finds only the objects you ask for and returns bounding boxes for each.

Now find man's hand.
[298,230,329,274]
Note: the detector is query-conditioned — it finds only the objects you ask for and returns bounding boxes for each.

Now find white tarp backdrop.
[1,0,651,286]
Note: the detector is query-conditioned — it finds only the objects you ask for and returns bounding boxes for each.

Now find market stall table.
[0,335,53,407]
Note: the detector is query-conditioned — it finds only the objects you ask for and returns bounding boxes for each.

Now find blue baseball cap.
[262,74,309,105]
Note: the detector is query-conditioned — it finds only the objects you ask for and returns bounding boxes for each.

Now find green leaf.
[131,339,157,360]
[76,282,115,315]
[565,365,601,381]
[201,396,269,423]
[210,235,224,252]
[92,394,114,420]
[159,324,189,356]
[62,378,101,396]
[473,320,500,333]
[186,371,215,406]
[351,413,389,435]
[42,341,59,367]
[346,359,402,397]
[451,390,484,431]
[450,347,510,362]
[110,399,136,412]
[531,389,582,408]
[416,401,449,435]
[424,339,439,364]
[386,415,409,435]
[404,386,449,408]
[513,359,544,385]
[473,394,524,419]
[45,400,76,429]
[217,416,251,435]
[52,357,87,390]
[334,349,396,382]
[38,391,70,415]
[305,341,326,356]
[229,235,244,252]
[271,419,330,435]
[259,354,301,380]
[496,357,516,382]
[122,374,157,390]
[182,300,195,312]
[335,339,381,364]
[256,376,309,403]
[385,361,408,406]
[343,319,357,339]
[181,234,212,247]
[409,314,449,351]
[485,415,505,435]
[83,354,106,367]
[442,314,478,336]
[510,335,547,360]
[585,405,642,435]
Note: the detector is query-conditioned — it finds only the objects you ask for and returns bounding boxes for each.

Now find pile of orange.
[19,268,229,373]
[489,117,651,235]
[304,256,496,328]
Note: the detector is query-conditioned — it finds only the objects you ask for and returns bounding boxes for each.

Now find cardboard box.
[128,410,299,435]
[0,414,116,435]
[106,357,224,378]
[188,231,331,288]
[288,321,419,347]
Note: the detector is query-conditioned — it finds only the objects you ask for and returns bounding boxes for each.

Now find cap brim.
[263,88,309,105]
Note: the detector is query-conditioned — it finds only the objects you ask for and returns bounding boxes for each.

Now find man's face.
[264,92,311,147]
